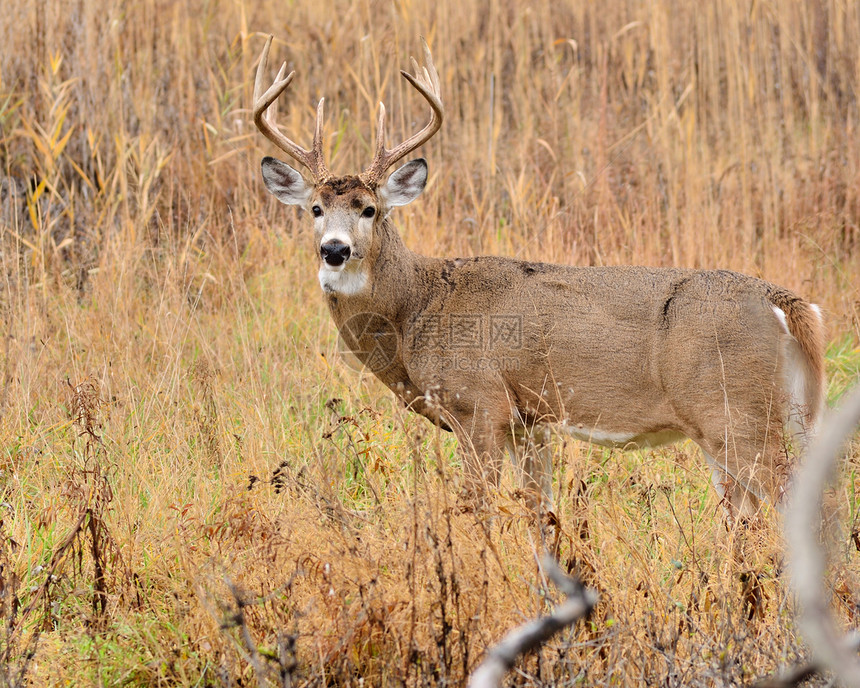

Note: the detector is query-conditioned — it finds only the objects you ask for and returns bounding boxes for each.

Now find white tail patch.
[810,303,822,321]
[771,305,789,334]
[809,303,825,430]
[772,305,812,443]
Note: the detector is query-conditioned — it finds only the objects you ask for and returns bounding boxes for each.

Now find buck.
[254,36,825,520]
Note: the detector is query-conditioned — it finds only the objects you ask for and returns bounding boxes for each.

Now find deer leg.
[449,408,508,499]
[696,403,789,524]
[699,443,772,627]
[507,424,555,513]
[701,450,763,525]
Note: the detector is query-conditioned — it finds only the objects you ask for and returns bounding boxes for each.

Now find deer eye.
[361,206,376,219]
[312,205,323,217]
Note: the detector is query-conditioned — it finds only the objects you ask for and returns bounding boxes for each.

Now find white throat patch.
[318,264,369,295]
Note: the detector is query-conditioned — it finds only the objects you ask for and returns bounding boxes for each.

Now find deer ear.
[261,157,313,206]
[380,159,427,208]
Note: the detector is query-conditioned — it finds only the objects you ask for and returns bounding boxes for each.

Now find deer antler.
[253,35,331,183]
[360,37,444,186]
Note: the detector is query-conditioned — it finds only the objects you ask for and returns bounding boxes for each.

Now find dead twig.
[217,575,298,688]
[468,555,597,688]
[753,632,860,687]
[785,385,860,688]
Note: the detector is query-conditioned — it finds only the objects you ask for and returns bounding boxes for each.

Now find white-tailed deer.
[254,36,825,520]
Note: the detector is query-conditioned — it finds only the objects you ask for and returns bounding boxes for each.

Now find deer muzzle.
[320,240,351,267]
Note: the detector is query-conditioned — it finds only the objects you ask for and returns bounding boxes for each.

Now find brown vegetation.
[1,0,860,684]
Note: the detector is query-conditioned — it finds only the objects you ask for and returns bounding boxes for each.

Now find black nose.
[320,241,351,266]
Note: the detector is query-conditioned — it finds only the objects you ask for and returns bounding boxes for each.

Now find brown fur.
[320,213,825,515]
[765,287,827,422]
[319,175,372,197]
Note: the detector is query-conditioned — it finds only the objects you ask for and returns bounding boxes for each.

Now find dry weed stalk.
[218,576,298,688]
[60,377,129,624]
[0,525,37,688]
[190,359,222,465]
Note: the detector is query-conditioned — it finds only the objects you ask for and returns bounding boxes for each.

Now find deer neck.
[324,218,439,328]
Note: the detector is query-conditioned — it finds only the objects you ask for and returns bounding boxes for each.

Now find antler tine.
[371,102,387,162]
[312,98,328,174]
[253,35,331,182]
[360,37,444,186]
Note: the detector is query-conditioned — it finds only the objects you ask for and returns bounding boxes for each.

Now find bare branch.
[468,555,597,688]
[753,632,860,688]
[786,385,860,688]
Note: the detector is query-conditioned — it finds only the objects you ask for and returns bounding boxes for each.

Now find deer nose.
[320,241,351,267]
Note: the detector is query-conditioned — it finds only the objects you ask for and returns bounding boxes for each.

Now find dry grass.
[1,0,860,685]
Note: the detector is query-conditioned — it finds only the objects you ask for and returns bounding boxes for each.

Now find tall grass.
[1,0,860,684]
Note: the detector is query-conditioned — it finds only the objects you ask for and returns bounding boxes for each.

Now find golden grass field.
[2,0,860,685]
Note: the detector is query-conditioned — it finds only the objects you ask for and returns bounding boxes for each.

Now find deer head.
[254,35,443,296]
